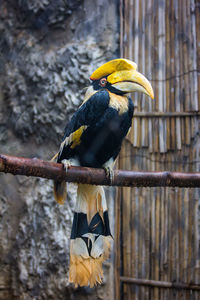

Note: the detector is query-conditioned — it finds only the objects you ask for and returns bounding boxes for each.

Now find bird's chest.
[88,93,131,140]
[88,105,131,147]
[102,93,131,138]
[76,92,132,167]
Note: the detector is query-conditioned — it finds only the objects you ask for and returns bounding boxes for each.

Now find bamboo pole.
[188,189,194,292]
[195,0,200,111]
[182,0,188,155]
[174,188,179,300]
[164,187,169,300]
[153,1,159,153]
[147,1,153,154]
[134,187,139,300]
[168,186,173,299]
[160,188,165,300]
[155,184,160,299]
[114,186,121,300]
[194,189,200,300]
[122,141,131,299]
[158,0,166,153]
[141,0,148,149]
[115,138,125,300]
[183,0,190,113]
[170,0,176,150]
[175,0,182,151]
[190,0,198,112]
[178,189,184,300]
[120,0,124,58]
[133,0,140,149]
[138,190,143,298]
[165,0,171,152]
[124,0,128,59]
[143,187,150,299]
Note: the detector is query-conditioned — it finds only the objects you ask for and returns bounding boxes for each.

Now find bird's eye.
[99,78,107,87]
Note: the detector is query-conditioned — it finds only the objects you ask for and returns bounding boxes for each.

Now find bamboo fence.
[117,1,200,299]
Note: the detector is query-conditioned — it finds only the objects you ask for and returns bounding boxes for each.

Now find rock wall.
[0,1,119,299]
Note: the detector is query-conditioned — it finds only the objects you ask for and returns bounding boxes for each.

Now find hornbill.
[53,58,154,287]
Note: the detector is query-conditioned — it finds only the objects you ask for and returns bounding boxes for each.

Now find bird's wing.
[57,90,110,163]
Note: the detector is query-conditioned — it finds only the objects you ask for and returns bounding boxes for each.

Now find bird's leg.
[103,166,114,185]
[61,159,72,171]
[103,158,115,185]
[61,158,80,172]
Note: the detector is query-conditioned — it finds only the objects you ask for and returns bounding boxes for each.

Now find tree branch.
[0,154,200,187]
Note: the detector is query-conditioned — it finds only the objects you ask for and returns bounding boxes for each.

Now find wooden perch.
[0,154,200,187]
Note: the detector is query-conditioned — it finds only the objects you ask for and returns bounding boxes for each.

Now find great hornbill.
[53,58,154,287]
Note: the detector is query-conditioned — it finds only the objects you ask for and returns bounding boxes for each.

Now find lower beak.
[107,70,154,99]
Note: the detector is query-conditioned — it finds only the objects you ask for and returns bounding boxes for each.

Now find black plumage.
[57,88,134,168]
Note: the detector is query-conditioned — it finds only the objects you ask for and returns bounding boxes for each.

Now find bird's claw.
[61,159,72,171]
[104,166,114,185]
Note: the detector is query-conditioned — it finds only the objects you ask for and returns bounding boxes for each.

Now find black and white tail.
[68,184,112,287]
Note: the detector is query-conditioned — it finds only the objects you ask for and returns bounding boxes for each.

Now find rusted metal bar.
[0,154,200,187]
[120,276,200,291]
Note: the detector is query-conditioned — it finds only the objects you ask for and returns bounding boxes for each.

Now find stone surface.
[0,0,118,298]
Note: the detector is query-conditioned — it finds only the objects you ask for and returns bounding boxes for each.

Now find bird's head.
[90,58,154,99]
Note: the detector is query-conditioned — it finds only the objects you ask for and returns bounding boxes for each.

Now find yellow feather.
[69,235,111,287]
[53,181,66,205]
[70,125,88,149]
[59,125,88,153]
[108,91,129,115]
[50,152,58,161]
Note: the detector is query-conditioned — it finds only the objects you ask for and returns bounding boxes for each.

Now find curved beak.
[107,70,154,99]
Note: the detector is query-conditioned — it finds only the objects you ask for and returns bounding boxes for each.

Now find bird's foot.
[103,166,114,185]
[61,159,72,171]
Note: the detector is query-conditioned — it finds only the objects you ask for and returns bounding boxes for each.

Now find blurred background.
[0,0,199,299]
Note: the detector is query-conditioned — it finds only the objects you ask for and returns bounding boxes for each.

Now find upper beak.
[107,70,154,99]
